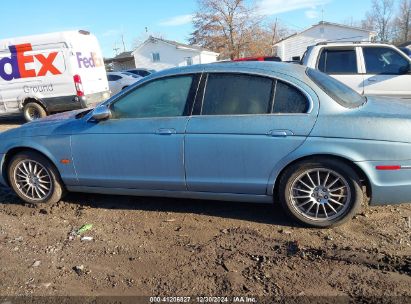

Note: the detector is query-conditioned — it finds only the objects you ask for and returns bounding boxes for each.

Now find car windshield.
[306,68,366,108]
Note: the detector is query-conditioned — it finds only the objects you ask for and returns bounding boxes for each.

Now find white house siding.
[276,24,374,61]
[133,40,218,71]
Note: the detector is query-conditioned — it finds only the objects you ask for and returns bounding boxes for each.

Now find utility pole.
[271,18,278,56]
[121,34,126,52]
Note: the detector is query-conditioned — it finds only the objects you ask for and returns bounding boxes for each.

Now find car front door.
[361,46,411,98]
[70,74,199,190]
[317,47,365,94]
[184,73,319,195]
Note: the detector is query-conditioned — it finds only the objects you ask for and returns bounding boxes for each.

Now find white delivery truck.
[0,30,110,121]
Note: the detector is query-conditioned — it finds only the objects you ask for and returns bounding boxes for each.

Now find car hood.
[0,109,87,139]
[312,96,411,143]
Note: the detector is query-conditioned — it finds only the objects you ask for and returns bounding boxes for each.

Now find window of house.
[318,49,358,74]
[201,74,273,115]
[185,57,193,66]
[152,52,160,62]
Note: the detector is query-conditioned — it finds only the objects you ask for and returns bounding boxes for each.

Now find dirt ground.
[0,117,410,302]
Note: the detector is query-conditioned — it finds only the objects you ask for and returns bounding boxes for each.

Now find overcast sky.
[0,0,375,57]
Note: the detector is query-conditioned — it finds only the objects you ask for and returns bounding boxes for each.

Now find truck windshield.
[306,68,366,108]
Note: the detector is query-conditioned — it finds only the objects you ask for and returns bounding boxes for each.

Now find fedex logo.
[0,43,61,81]
[76,52,103,69]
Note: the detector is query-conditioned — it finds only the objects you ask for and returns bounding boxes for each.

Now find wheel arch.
[1,147,61,187]
[271,154,371,203]
[21,97,48,113]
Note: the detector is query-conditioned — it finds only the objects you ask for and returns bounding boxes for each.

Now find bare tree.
[190,0,262,59]
[394,0,411,43]
[365,0,395,42]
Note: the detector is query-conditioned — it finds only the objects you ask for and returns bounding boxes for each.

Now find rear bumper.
[80,90,111,108]
[356,160,411,205]
[43,91,111,113]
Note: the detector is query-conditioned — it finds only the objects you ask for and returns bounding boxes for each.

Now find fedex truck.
[0,30,110,121]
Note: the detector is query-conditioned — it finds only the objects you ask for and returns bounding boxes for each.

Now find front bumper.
[356,160,411,205]
[0,153,7,187]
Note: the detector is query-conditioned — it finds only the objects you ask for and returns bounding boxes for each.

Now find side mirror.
[91,105,112,121]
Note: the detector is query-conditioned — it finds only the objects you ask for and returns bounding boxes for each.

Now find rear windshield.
[306,68,366,108]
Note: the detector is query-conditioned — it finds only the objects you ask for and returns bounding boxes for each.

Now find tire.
[278,158,363,228]
[23,102,47,122]
[8,151,65,204]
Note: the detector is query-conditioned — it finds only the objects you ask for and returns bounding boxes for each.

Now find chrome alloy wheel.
[13,160,52,201]
[289,168,351,221]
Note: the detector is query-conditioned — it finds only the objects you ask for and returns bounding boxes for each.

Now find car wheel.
[278,159,363,228]
[8,151,65,204]
[23,102,47,122]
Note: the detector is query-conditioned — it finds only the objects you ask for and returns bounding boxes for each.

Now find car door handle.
[156,128,176,135]
[367,78,377,82]
[267,130,294,137]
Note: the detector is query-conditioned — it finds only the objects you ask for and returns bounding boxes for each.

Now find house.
[104,51,136,71]
[132,36,219,71]
[274,21,377,62]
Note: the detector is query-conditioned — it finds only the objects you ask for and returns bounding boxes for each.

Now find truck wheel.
[278,159,363,228]
[8,151,65,204]
[23,102,47,122]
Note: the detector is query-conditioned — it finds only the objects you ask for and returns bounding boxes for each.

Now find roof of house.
[274,21,376,45]
[104,51,134,63]
[133,36,219,55]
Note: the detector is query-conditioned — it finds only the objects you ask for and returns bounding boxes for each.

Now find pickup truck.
[301,42,411,99]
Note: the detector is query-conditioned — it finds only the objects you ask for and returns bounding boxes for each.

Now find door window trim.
[360,46,411,75]
[192,72,314,116]
[316,47,361,75]
[107,73,202,120]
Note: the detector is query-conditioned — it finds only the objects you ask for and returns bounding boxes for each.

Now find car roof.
[148,61,308,80]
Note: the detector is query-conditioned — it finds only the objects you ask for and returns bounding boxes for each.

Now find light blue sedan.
[1,62,410,227]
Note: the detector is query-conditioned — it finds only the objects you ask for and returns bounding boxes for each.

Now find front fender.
[1,135,78,186]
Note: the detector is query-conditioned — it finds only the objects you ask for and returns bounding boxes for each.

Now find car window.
[307,68,366,108]
[201,74,273,115]
[318,49,357,74]
[363,47,410,75]
[273,81,309,113]
[108,74,122,81]
[110,75,193,119]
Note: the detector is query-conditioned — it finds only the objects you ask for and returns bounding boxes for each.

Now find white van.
[0,30,110,121]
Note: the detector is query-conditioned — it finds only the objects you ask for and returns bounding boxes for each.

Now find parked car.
[233,56,281,62]
[0,30,110,122]
[107,72,142,95]
[126,68,156,77]
[302,42,411,99]
[399,47,411,58]
[1,62,411,228]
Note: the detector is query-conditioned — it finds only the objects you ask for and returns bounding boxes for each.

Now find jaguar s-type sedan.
[0,62,411,228]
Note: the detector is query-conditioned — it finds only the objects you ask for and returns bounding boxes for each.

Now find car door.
[184,72,319,195]
[360,46,411,98]
[317,47,365,94]
[70,74,199,190]
[107,74,122,95]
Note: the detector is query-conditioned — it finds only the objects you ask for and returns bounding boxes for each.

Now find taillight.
[73,74,84,97]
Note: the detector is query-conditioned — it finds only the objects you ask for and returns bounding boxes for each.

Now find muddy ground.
[0,117,410,302]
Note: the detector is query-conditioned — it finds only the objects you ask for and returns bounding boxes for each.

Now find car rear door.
[360,46,411,98]
[70,74,200,190]
[317,47,365,94]
[184,72,319,195]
